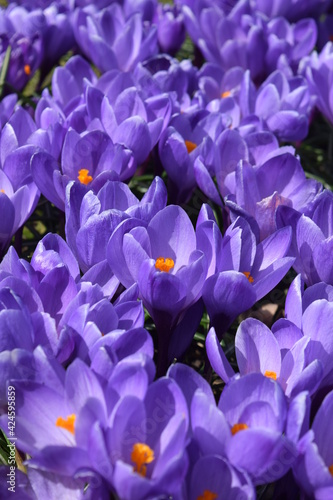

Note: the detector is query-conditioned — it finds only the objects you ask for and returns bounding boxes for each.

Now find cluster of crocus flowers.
[1,0,333,498]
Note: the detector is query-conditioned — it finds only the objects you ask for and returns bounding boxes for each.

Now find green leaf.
[0,45,11,99]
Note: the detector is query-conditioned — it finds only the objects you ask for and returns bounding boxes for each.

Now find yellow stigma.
[78,168,93,185]
[329,464,333,476]
[55,414,76,434]
[243,271,254,283]
[221,90,231,98]
[265,370,277,380]
[185,140,197,153]
[231,423,249,435]
[0,189,5,193]
[24,64,31,76]
[197,490,218,500]
[155,257,175,273]
[131,443,154,477]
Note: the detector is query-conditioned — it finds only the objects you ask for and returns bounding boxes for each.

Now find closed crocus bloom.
[219,372,297,485]
[293,390,333,497]
[155,3,186,55]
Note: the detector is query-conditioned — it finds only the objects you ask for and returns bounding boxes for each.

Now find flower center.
[231,423,249,435]
[329,464,333,476]
[131,443,154,477]
[265,370,277,380]
[78,169,93,185]
[24,64,31,75]
[155,257,175,273]
[0,189,5,193]
[197,490,218,500]
[221,90,231,98]
[55,414,76,434]
[243,271,254,283]
[185,140,197,153]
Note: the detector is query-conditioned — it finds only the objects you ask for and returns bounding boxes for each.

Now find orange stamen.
[197,490,218,500]
[155,257,175,273]
[0,189,5,193]
[231,423,249,435]
[265,370,277,380]
[55,414,76,434]
[131,443,154,477]
[243,271,254,283]
[185,140,197,153]
[78,168,93,185]
[221,90,231,98]
[329,464,333,476]
[24,64,31,76]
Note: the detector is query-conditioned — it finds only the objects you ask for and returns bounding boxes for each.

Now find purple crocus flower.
[108,204,207,374]
[219,372,297,485]
[65,176,167,274]
[0,107,40,254]
[158,109,227,203]
[223,151,322,241]
[92,76,173,165]
[206,319,324,399]
[73,4,158,73]
[31,129,134,211]
[0,32,42,92]
[202,216,294,337]
[238,69,313,142]
[293,389,333,497]
[189,455,255,500]
[277,274,333,393]
[105,377,189,500]
[277,190,333,286]
[154,3,186,55]
[136,54,200,113]
[167,362,256,498]
[0,169,39,256]
[304,41,333,125]
[0,358,111,480]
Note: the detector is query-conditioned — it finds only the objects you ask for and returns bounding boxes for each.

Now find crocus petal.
[236,318,281,376]
[148,205,196,272]
[206,327,235,383]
